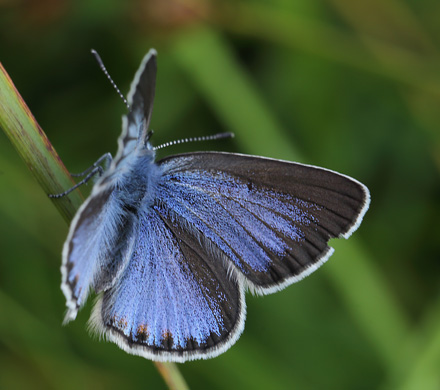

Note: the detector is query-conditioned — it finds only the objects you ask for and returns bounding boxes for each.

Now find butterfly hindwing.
[154,152,370,294]
[90,208,245,362]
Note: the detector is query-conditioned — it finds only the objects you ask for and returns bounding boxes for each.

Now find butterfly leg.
[48,153,112,198]
[69,152,112,177]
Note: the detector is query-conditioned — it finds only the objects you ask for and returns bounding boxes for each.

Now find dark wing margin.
[127,48,157,133]
[156,151,370,294]
[113,49,157,166]
[89,209,246,362]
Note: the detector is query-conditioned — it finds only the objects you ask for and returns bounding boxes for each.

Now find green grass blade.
[380,293,440,390]
[171,27,301,161]
[0,62,83,223]
[329,239,411,368]
[213,2,440,97]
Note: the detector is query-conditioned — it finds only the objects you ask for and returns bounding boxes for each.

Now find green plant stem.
[155,363,190,390]
[0,62,189,390]
[0,63,83,223]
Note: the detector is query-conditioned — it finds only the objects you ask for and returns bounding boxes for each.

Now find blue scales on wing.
[66,146,368,361]
[61,185,137,322]
[154,151,369,294]
[91,207,244,362]
[90,149,368,361]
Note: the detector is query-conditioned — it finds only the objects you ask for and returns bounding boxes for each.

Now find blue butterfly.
[59,49,370,362]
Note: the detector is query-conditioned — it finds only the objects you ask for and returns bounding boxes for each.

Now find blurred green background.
[1,0,440,389]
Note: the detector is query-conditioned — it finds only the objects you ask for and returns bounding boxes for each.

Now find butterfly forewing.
[155,152,369,293]
[113,49,157,167]
[61,184,137,322]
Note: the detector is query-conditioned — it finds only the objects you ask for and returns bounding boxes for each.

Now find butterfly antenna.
[153,132,234,151]
[91,49,130,110]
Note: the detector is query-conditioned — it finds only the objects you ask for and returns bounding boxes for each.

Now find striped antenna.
[153,132,234,151]
[91,49,130,110]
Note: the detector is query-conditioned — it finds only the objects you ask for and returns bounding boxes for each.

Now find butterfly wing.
[90,151,368,362]
[113,49,157,167]
[126,48,157,130]
[153,151,370,294]
[61,183,138,322]
[90,209,245,362]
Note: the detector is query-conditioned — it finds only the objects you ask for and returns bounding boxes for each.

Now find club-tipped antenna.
[91,49,130,110]
[153,132,234,151]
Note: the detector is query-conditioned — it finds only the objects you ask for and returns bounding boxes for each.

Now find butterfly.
[60,49,370,362]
